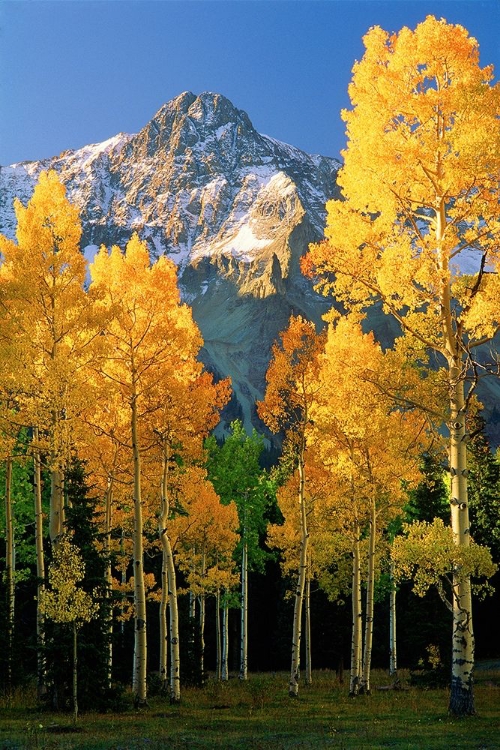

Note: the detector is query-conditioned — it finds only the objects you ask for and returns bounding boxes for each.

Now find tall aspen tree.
[306,17,500,714]
[258,316,325,697]
[0,171,101,548]
[310,315,426,695]
[89,234,205,705]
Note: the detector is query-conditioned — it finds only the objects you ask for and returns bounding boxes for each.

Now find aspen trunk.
[349,533,362,697]
[199,590,206,680]
[120,530,126,637]
[159,458,168,693]
[389,558,397,678]
[159,443,180,702]
[72,622,78,725]
[215,589,222,681]
[305,563,312,686]
[448,372,475,716]
[159,590,168,690]
[33,428,46,697]
[239,539,248,681]
[189,590,196,619]
[165,533,180,702]
[436,187,475,716]
[5,457,14,692]
[104,478,114,688]
[222,602,229,681]
[289,453,308,697]
[131,393,147,706]
[360,500,376,694]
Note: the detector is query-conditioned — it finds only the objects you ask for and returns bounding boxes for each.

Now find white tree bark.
[305,563,312,686]
[289,452,308,697]
[349,532,362,697]
[131,391,147,706]
[360,500,376,694]
[104,477,114,688]
[199,549,207,681]
[448,371,475,715]
[389,558,397,679]
[239,539,248,681]
[222,602,229,681]
[215,588,222,681]
[159,443,180,702]
[33,427,46,698]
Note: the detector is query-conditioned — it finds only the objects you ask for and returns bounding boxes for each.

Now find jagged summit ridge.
[0,92,340,434]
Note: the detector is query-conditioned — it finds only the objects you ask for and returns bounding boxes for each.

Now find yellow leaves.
[12,171,83,279]
[453,271,500,341]
[305,16,500,365]
[38,535,98,626]
[392,518,497,600]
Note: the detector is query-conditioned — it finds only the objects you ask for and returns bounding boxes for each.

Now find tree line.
[0,15,499,720]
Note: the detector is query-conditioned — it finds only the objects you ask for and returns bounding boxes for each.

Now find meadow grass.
[1,669,499,749]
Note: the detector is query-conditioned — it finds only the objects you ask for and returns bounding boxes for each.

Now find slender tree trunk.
[159,443,180,702]
[216,588,222,681]
[199,592,206,681]
[189,590,196,620]
[389,558,397,679]
[289,451,308,697]
[435,188,475,716]
[222,601,229,681]
[104,477,114,688]
[5,456,14,692]
[448,371,475,716]
[349,532,362,697]
[72,623,78,725]
[159,591,168,690]
[360,500,376,695]
[305,562,312,686]
[131,392,147,706]
[120,530,126,638]
[33,428,46,698]
[239,538,248,681]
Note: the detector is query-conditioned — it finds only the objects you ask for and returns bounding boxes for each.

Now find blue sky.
[1,0,499,165]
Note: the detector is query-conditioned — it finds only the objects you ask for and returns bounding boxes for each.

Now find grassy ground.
[1,669,499,750]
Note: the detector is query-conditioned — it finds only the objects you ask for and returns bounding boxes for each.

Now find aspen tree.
[310,315,426,694]
[149,369,229,700]
[0,171,101,547]
[89,234,205,705]
[39,535,98,724]
[258,316,325,696]
[172,467,239,683]
[306,17,500,715]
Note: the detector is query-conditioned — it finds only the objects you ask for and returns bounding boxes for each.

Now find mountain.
[0,92,341,435]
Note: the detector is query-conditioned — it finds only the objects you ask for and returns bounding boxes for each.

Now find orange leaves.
[257,315,325,436]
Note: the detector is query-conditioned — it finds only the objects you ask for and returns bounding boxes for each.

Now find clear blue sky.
[1,0,499,166]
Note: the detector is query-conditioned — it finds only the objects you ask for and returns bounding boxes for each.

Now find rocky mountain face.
[0,92,341,435]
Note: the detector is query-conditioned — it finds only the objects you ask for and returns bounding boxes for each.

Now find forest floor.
[1,668,499,749]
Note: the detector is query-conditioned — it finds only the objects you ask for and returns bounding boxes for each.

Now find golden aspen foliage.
[38,535,98,627]
[0,171,102,466]
[392,519,497,605]
[305,16,500,714]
